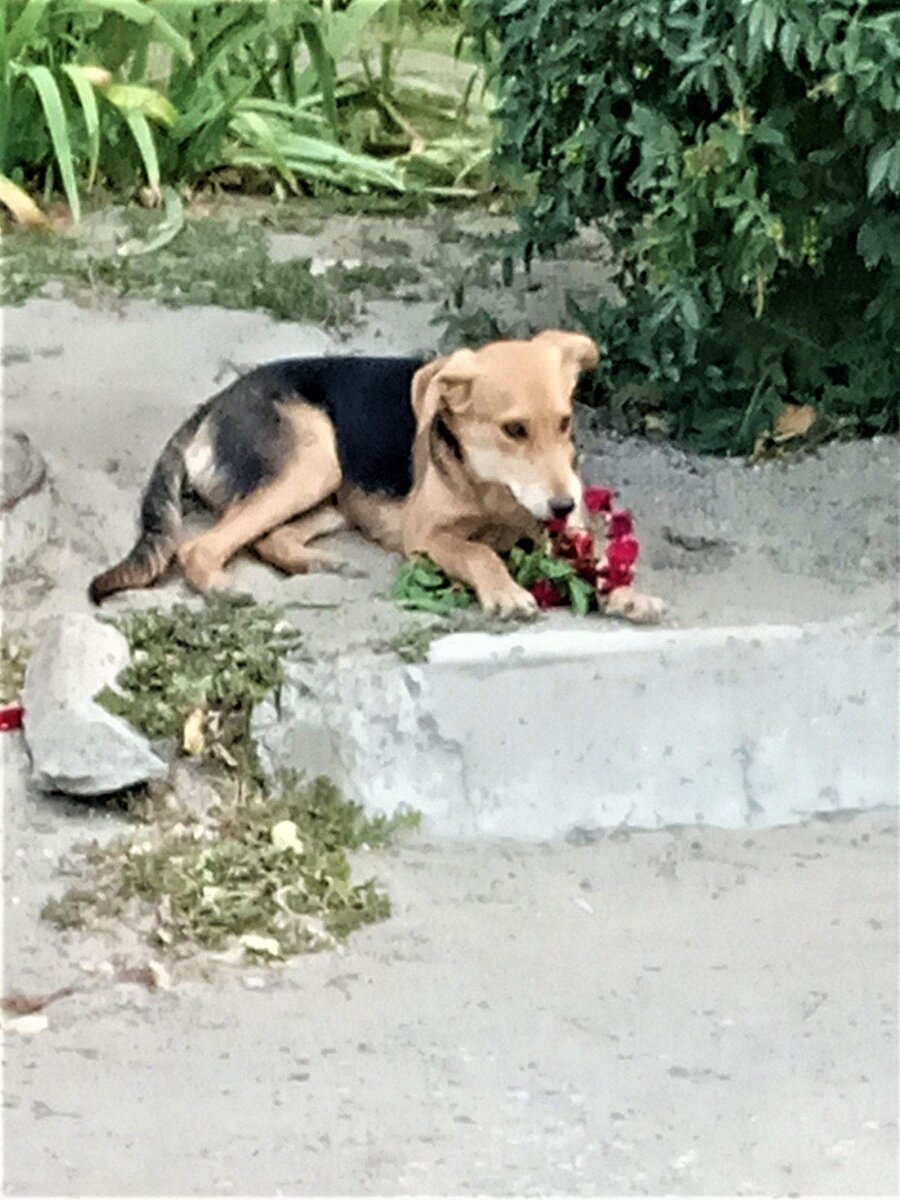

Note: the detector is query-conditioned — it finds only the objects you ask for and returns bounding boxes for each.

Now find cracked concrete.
[3,724,897,1195]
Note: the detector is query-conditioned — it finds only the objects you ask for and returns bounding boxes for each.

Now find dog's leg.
[419,531,537,618]
[601,586,666,624]
[178,407,341,592]
[253,505,350,574]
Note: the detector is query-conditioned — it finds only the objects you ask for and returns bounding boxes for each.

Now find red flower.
[546,517,568,536]
[606,535,639,570]
[0,705,24,732]
[530,580,566,608]
[584,486,614,514]
[569,530,596,561]
[608,509,634,538]
[598,563,634,593]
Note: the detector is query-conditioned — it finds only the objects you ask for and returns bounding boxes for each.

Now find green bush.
[470,0,900,452]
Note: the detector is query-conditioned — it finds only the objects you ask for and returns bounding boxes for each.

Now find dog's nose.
[548,496,575,519]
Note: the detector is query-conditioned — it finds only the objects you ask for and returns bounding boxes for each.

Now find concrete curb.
[252,622,899,840]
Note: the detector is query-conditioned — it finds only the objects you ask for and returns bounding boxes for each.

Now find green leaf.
[61,0,194,65]
[62,65,101,191]
[298,19,339,136]
[17,64,81,222]
[121,110,161,191]
[778,21,800,69]
[104,84,178,128]
[117,186,185,257]
[868,145,892,196]
[6,0,52,59]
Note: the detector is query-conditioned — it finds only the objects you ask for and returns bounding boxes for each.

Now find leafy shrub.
[470,0,900,451]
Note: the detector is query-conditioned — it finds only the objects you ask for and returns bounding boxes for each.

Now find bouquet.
[392,486,644,618]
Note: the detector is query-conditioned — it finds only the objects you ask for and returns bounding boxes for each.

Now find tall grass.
[0,0,490,219]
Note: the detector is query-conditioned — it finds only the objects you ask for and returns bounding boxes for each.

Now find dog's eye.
[560,415,572,434]
[502,421,528,441]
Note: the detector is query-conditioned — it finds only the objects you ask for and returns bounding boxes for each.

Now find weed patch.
[0,214,419,323]
[43,773,419,957]
[45,595,417,961]
[97,595,302,779]
[0,636,30,706]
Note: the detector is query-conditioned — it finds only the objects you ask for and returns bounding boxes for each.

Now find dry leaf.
[1,1013,48,1035]
[774,403,816,442]
[0,175,50,229]
[148,960,172,990]
[138,184,163,209]
[270,819,304,854]
[81,65,113,88]
[182,707,206,756]
[239,933,281,958]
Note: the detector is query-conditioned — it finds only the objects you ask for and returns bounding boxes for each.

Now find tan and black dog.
[90,330,659,618]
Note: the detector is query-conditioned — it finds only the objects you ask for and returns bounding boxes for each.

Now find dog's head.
[412,330,598,521]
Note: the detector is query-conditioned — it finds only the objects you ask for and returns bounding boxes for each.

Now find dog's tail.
[88,408,206,604]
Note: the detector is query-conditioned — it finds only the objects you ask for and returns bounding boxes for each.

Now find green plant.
[1,0,494,217]
[470,0,900,452]
[1,0,185,217]
[44,595,420,959]
[43,772,419,954]
[390,545,595,616]
[0,635,30,704]
[0,211,386,322]
[96,594,303,778]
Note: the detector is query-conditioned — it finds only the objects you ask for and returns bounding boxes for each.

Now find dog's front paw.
[177,541,231,594]
[603,586,666,625]
[478,578,538,620]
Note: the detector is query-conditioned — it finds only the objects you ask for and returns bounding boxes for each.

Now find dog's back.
[220,357,423,499]
[89,355,424,602]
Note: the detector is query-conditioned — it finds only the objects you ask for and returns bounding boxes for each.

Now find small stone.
[22,614,167,796]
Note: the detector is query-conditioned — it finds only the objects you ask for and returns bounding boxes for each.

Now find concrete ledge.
[252,623,899,840]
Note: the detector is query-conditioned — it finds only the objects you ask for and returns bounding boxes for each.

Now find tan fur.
[253,504,347,574]
[177,403,340,591]
[338,485,405,553]
[601,585,666,624]
[401,331,597,616]
[172,331,658,621]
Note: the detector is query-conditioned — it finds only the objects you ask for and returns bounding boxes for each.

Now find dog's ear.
[532,329,599,373]
[411,350,477,427]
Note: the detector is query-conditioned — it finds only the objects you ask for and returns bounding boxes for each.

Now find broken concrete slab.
[253,622,898,839]
[22,613,167,796]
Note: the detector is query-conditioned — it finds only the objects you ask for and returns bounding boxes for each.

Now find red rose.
[606,534,639,569]
[0,705,24,732]
[530,580,566,608]
[608,509,633,538]
[598,563,634,593]
[570,530,596,561]
[583,486,614,514]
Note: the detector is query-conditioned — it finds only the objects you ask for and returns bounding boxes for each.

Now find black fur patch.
[209,357,424,500]
[431,413,463,464]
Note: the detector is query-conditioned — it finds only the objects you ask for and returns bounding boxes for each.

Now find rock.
[0,430,52,575]
[22,614,167,796]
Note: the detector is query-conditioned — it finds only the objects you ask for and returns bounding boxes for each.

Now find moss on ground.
[0,210,423,323]
[43,772,418,957]
[0,636,30,705]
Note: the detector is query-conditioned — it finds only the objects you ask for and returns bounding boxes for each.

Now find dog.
[90,330,658,619]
